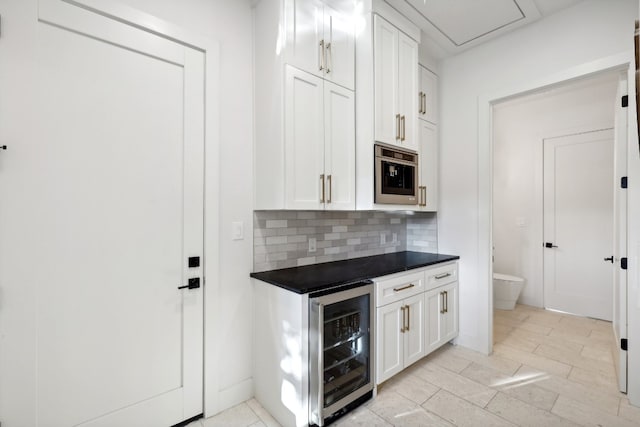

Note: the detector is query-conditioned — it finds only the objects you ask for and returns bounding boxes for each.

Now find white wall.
[493,73,618,308]
[438,0,637,354]
[0,0,254,422]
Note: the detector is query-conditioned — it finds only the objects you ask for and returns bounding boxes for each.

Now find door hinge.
[622,95,629,108]
[622,177,628,188]
[621,257,628,270]
[622,338,628,351]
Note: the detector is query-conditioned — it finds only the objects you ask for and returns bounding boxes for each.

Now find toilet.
[493,273,525,310]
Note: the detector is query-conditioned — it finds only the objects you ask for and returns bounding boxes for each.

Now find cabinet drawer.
[425,262,458,290]
[375,270,425,307]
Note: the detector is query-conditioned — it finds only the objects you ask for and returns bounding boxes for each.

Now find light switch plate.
[308,237,317,252]
[232,221,244,240]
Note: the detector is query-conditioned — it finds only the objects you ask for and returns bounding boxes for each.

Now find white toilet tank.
[493,273,525,310]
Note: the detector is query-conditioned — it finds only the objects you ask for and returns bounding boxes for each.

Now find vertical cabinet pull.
[396,114,401,140]
[418,92,424,114]
[423,186,427,207]
[440,292,445,314]
[400,306,406,333]
[319,39,325,71]
[327,175,332,203]
[326,42,332,74]
[320,174,325,203]
[400,115,406,141]
[406,305,410,331]
[422,93,427,116]
[445,291,449,313]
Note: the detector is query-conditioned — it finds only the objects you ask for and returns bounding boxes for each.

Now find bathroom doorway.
[492,71,619,316]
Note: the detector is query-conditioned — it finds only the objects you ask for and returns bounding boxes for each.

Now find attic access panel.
[406,0,525,46]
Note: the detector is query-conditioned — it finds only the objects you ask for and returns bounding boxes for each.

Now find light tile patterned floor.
[192,304,640,426]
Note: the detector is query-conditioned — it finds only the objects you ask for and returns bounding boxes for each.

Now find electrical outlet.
[380,233,386,245]
[309,237,317,252]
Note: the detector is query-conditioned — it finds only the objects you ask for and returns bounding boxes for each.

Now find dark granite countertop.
[250,251,459,294]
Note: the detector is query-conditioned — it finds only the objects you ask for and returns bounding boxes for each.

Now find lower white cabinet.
[425,281,458,354]
[375,262,458,384]
[376,293,425,383]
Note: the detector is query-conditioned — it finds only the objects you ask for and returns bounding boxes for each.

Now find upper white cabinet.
[254,0,356,210]
[418,65,438,124]
[417,120,438,211]
[373,15,418,151]
[284,66,355,210]
[285,0,355,90]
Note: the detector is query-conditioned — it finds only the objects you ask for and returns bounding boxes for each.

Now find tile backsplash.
[253,211,437,272]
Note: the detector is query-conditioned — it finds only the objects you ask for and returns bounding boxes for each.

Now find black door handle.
[545,242,558,248]
[604,256,614,263]
[178,277,200,290]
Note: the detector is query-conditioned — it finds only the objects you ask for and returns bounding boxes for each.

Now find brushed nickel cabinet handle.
[400,306,406,333]
[435,272,451,280]
[400,115,406,141]
[393,283,415,292]
[326,42,332,74]
[320,174,325,203]
[423,186,427,206]
[406,305,410,331]
[445,290,449,313]
[440,292,445,314]
[327,175,332,203]
[396,114,401,140]
[319,39,325,71]
[422,93,427,116]
[418,91,423,114]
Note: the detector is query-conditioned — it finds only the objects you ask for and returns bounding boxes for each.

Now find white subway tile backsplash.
[266,220,288,228]
[253,211,437,272]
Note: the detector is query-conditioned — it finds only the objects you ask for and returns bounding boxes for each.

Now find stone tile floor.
[189,304,640,426]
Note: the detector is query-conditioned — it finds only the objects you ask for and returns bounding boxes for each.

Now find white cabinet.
[284,66,355,210]
[373,15,418,151]
[254,0,356,210]
[418,65,438,124]
[375,271,426,384]
[417,120,438,211]
[375,262,459,384]
[285,0,355,90]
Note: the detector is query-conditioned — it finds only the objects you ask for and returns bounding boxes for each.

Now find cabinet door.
[403,293,426,368]
[441,282,459,343]
[323,3,355,90]
[397,31,418,151]
[419,120,438,211]
[284,65,325,209]
[376,301,404,384]
[324,82,355,210]
[419,66,438,124]
[425,287,443,354]
[373,15,399,146]
[285,0,324,79]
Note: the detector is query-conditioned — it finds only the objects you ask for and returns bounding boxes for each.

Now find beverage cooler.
[309,282,374,426]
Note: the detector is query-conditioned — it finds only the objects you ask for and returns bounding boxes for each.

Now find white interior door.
[543,129,614,321]
[32,2,204,426]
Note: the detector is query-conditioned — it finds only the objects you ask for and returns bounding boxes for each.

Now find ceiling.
[383,0,585,59]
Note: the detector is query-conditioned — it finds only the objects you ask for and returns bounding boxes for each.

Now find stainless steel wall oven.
[309,281,374,426]
[374,144,418,205]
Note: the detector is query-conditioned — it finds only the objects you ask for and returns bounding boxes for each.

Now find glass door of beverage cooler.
[309,283,374,426]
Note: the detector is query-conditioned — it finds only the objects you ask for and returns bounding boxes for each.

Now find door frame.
[38,0,221,417]
[477,51,633,355]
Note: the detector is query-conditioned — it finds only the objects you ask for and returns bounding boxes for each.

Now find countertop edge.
[250,252,460,295]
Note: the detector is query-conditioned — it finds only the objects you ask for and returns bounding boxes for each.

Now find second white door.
[543,129,614,321]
